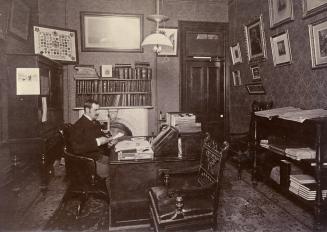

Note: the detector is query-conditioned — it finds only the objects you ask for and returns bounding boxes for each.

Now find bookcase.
[75,65,152,108]
[252,110,327,230]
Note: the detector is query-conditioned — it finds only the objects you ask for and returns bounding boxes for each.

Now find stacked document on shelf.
[278,109,327,123]
[255,107,301,119]
[289,174,316,199]
[285,147,316,160]
[298,183,327,201]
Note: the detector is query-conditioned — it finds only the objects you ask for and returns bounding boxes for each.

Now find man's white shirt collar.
[83,114,93,121]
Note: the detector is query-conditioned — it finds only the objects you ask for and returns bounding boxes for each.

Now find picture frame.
[157,27,178,56]
[268,0,294,28]
[244,15,267,63]
[246,83,266,95]
[101,65,113,78]
[16,68,40,95]
[230,43,242,65]
[302,0,327,18]
[250,65,261,81]
[8,0,30,40]
[308,18,327,69]
[270,30,292,66]
[81,12,143,52]
[0,12,8,40]
[33,25,78,64]
[232,70,242,86]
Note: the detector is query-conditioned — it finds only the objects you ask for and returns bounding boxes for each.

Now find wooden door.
[179,21,227,138]
[185,60,223,120]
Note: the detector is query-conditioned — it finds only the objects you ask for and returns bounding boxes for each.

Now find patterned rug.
[43,164,314,232]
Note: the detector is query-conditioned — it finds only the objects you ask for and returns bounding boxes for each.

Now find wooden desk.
[109,153,199,229]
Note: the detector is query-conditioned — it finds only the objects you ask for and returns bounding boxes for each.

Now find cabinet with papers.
[252,107,327,230]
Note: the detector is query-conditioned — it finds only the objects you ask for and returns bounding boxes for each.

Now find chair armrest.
[166,166,199,176]
[160,166,199,186]
[168,182,215,198]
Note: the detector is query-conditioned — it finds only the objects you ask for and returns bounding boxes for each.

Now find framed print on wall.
[232,70,242,86]
[244,15,267,63]
[157,27,178,56]
[246,83,266,95]
[308,18,327,69]
[303,0,327,18]
[33,25,78,64]
[230,43,242,65]
[270,30,292,66]
[268,0,294,28]
[81,12,143,52]
[8,0,30,40]
[250,65,261,81]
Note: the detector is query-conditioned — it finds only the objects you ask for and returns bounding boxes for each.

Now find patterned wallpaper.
[229,0,327,133]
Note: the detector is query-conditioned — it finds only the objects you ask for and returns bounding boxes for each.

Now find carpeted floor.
[35,163,314,232]
[1,160,317,232]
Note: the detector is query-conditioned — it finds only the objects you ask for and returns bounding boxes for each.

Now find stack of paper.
[255,107,301,118]
[278,109,327,123]
[289,174,316,200]
[285,147,316,160]
[166,112,201,133]
[298,183,327,200]
[115,139,154,160]
[115,139,152,152]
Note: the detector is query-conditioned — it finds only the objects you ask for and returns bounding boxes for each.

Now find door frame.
[178,20,230,137]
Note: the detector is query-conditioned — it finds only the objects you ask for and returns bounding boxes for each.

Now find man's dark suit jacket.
[68,115,108,160]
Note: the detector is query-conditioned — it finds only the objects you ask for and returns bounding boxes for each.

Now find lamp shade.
[141,32,173,47]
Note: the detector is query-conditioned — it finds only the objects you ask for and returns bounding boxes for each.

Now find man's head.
[84,99,100,120]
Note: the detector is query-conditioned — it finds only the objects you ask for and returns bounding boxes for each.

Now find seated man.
[68,99,117,178]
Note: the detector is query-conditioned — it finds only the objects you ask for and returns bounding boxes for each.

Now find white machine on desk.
[166,112,201,133]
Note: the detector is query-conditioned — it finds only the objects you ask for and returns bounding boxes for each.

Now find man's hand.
[108,139,118,148]
[97,136,110,146]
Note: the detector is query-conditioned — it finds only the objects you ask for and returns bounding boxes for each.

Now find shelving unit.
[252,114,327,230]
[75,67,152,108]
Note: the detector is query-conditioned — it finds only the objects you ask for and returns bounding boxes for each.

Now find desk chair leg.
[76,192,88,219]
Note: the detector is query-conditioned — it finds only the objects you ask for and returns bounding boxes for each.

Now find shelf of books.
[74,62,152,108]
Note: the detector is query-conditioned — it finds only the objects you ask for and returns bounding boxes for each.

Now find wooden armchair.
[61,149,109,219]
[148,133,229,232]
[229,100,273,179]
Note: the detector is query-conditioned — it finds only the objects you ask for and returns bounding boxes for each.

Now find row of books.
[76,93,152,107]
[113,66,152,80]
[101,80,151,93]
[76,80,99,94]
[75,79,151,94]
[289,174,327,201]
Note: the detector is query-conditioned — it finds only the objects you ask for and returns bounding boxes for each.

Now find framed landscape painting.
[81,12,143,52]
[244,15,267,63]
[268,0,294,28]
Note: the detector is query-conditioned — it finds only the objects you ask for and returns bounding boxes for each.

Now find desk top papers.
[255,107,327,123]
[115,139,152,152]
[285,147,316,160]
